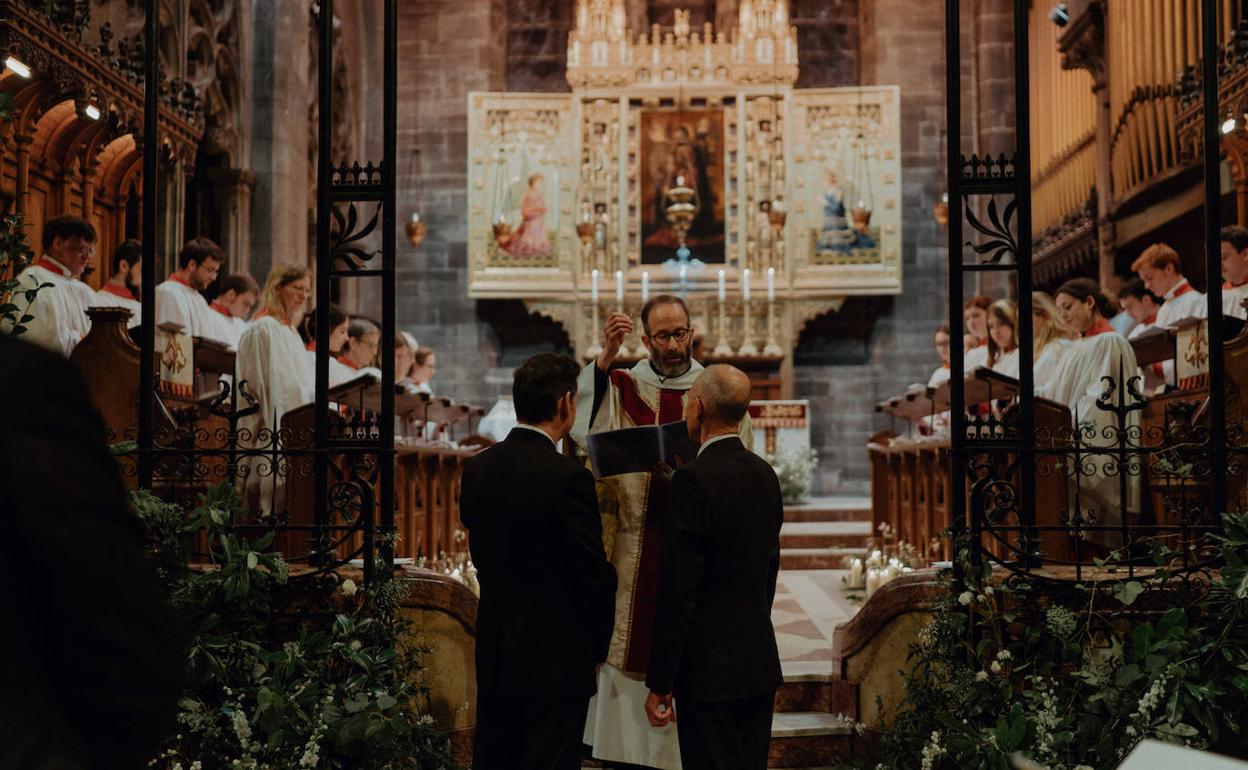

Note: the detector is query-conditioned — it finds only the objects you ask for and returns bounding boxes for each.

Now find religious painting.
[639,109,727,265]
[467,93,579,296]
[789,87,902,294]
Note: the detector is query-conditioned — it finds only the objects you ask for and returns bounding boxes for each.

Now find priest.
[572,294,752,770]
[154,237,227,343]
[91,239,143,330]
[6,215,98,355]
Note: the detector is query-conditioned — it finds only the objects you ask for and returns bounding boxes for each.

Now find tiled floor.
[771,569,859,670]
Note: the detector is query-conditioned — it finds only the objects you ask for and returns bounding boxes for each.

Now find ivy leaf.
[1113,581,1144,606]
[376,693,397,710]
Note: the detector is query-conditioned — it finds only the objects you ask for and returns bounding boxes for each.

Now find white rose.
[341,578,358,597]
[990,661,1002,673]
[958,591,973,605]
[975,670,989,681]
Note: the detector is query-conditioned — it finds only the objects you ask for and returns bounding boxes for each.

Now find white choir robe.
[964,344,989,372]
[154,279,231,345]
[570,358,753,770]
[236,316,314,514]
[1155,279,1207,327]
[1033,338,1074,398]
[1223,283,1248,321]
[91,285,142,329]
[4,260,94,355]
[923,365,952,434]
[1043,332,1142,546]
[209,307,249,349]
[1126,322,1167,394]
[990,348,1019,377]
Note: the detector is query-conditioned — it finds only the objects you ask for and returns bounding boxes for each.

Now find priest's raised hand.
[596,311,633,371]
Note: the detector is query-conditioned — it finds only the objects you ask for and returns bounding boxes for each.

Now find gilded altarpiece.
[465,1,902,394]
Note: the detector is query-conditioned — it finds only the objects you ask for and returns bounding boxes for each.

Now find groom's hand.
[645,691,676,727]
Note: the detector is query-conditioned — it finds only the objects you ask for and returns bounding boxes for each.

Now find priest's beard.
[648,343,693,379]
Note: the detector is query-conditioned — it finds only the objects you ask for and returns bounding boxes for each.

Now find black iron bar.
[379,0,398,574]
[314,0,335,565]
[1013,0,1037,568]
[1202,0,1228,516]
[137,0,158,487]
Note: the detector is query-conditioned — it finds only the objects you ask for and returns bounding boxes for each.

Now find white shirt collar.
[697,432,738,457]
[514,423,557,446]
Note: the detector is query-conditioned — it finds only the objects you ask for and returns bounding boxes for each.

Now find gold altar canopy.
[466,0,902,388]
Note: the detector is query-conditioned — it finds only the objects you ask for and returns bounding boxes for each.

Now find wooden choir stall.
[71,306,488,565]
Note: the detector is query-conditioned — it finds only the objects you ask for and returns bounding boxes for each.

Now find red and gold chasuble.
[571,359,753,674]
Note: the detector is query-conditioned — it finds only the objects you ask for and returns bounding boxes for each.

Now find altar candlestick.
[742,268,751,302]
[717,269,726,302]
[641,270,650,302]
[738,266,758,356]
[591,269,600,303]
[767,266,776,301]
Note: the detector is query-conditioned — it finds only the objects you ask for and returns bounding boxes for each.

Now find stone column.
[206,167,256,273]
[248,0,311,278]
[14,134,31,216]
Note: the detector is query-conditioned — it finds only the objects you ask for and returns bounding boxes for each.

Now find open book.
[586,421,700,478]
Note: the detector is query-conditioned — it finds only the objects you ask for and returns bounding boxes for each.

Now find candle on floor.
[865,568,882,597]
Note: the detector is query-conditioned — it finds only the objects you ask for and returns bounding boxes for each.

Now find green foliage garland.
[131,483,456,770]
[880,514,1248,770]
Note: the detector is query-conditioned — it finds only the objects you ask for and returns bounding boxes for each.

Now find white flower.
[996,649,1012,661]
[920,730,946,770]
[990,661,1002,673]
[984,586,994,596]
[958,591,973,605]
[340,578,358,597]
[1126,725,1137,737]
[976,593,987,603]
[349,639,362,651]
[975,670,989,682]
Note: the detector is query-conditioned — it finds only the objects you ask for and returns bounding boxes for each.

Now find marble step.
[783,496,873,523]
[767,712,858,768]
[779,521,872,550]
[779,546,865,570]
[774,662,858,715]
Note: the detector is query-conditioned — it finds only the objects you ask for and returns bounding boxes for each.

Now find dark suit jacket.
[460,427,617,703]
[0,334,183,770]
[645,436,783,702]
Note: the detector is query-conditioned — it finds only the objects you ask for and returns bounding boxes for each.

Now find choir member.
[410,345,437,395]
[1031,291,1076,395]
[301,304,356,387]
[395,330,422,395]
[1048,279,1141,541]
[1220,225,1248,320]
[339,317,382,379]
[154,237,227,343]
[963,295,992,370]
[235,266,314,513]
[927,324,952,388]
[1118,278,1166,394]
[1117,278,1163,336]
[92,238,143,330]
[986,299,1019,376]
[1131,243,1205,326]
[6,215,97,355]
[209,272,260,348]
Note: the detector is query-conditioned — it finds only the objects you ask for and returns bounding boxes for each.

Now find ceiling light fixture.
[4,55,32,79]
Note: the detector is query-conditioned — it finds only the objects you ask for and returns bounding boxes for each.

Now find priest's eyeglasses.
[650,328,691,345]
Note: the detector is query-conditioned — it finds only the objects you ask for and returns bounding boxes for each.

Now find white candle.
[591,269,600,302]
[641,271,650,302]
[767,266,776,301]
[865,568,882,597]
[848,558,863,588]
[615,270,624,303]
[679,264,688,283]
[742,268,751,302]
[867,549,884,569]
[717,269,726,302]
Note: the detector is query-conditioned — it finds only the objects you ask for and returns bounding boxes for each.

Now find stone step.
[783,496,873,523]
[779,546,865,570]
[767,712,857,768]
[779,521,872,550]
[774,662,859,716]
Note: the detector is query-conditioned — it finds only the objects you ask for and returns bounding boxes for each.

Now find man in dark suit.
[0,333,183,770]
[643,364,783,769]
[461,352,618,770]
